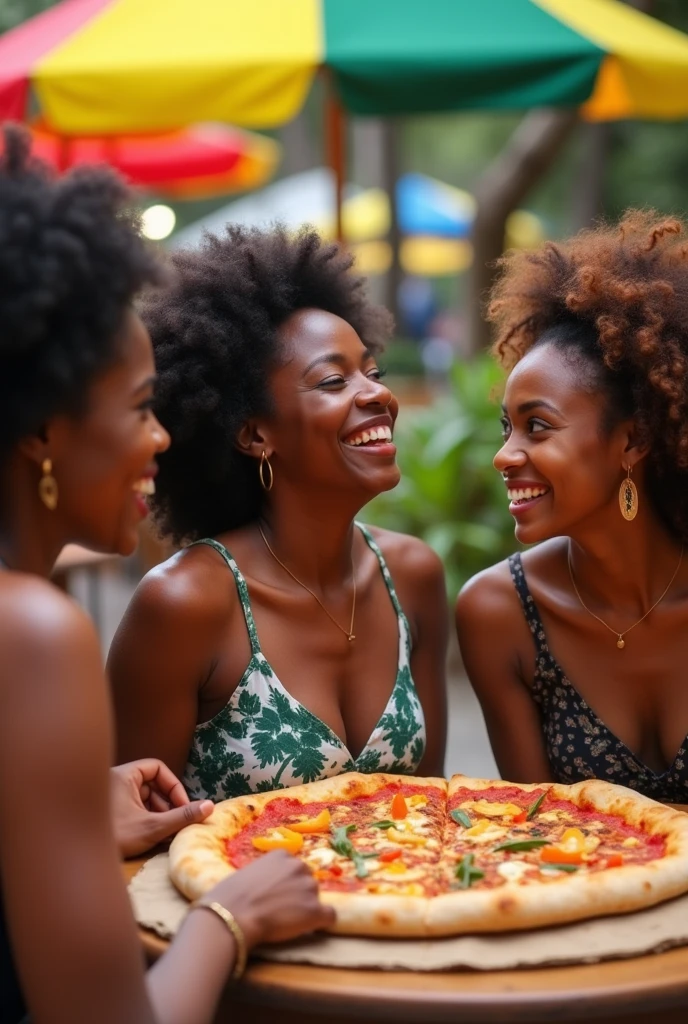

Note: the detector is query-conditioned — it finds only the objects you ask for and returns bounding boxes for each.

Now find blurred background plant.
[364,356,516,598]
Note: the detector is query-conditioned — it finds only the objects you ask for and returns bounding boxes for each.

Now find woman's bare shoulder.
[0,575,101,703]
[127,541,239,629]
[0,573,95,652]
[363,525,444,584]
[455,556,518,622]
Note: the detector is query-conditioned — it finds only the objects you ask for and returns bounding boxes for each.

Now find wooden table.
[122,856,688,1024]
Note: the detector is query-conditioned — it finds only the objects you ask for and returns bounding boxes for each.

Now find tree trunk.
[380,118,403,328]
[277,109,315,177]
[467,108,578,353]
[571,122,612,231]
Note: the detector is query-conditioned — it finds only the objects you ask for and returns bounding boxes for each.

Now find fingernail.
[200,800,214,816]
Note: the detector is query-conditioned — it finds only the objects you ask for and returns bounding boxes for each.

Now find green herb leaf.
[540,863,579,873]
[370,820,396,830]
[526,791,548,820]
[329,824,357,857]
[451,809,473,828]
[493,839,551,853]
[455,853,485,889]
[353,855,369,879]
[329,825,368,878]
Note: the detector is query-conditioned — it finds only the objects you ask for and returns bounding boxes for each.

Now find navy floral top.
[509,553,688,803]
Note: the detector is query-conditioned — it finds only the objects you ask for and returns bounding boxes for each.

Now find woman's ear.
[621,420,650,471]
[17,430,52,468]
[234,420,271,460]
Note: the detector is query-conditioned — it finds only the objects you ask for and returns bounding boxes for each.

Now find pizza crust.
[169,772,688,936]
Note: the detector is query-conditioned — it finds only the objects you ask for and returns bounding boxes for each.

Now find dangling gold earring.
[38,458,59,511]
[259,450,274,492]
[619,464,638,521]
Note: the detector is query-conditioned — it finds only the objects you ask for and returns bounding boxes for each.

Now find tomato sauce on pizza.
[170,773,688,937]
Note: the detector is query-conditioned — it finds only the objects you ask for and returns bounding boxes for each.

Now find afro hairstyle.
[0,123,162,470]
[488,209,688,543]
[144,225,393,543]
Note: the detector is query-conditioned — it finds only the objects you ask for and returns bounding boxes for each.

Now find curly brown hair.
[487,209,688,542]
[145,225,392,543]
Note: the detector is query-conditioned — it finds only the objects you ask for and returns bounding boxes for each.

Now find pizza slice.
[426,775,688,935]
[169,773,447,935]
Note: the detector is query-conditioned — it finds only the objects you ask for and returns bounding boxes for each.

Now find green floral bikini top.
[182,523,426,800]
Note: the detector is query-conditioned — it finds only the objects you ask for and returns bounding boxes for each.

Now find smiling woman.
[108,226,448,802]
[456,210,688,802]
[0,126,332,1024]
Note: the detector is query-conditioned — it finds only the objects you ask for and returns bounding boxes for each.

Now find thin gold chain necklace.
[567,543,684,650]
[257,523,356,642]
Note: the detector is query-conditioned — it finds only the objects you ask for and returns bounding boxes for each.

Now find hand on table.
[111,758,213,858]
[207,849,337,950]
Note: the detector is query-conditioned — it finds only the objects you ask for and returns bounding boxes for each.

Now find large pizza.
[169,772,688,936]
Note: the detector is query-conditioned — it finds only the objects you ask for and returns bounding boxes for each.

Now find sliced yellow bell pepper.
[287,808,331,833]
[387,827,427,846]
[382,861,408,874]
[408,794,428,807]
[464,818,492,837]
[559,827,586,853]
[252,826,304,854]
[470,800,523,818]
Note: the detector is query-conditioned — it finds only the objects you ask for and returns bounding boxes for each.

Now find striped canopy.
[2,0,688,134]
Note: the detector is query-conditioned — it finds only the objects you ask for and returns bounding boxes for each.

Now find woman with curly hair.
[0,126,330,1024]
[456,211,688,801]
[108,226,447,800]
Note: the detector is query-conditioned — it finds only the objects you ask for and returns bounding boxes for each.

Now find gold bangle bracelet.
[190,900,248,981]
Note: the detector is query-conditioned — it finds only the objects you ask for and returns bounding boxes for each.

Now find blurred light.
[141,204,176,240]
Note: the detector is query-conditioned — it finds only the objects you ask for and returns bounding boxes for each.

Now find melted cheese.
[375,866,427,883]
[464,825,508,845]
[305,847,338,868]
[496,860,531,882]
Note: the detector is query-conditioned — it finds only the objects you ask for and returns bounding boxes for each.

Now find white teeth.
[344,425,393,446]
[507,486,548,503]
[133,478,155,496]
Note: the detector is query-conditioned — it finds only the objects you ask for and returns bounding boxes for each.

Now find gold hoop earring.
[38,458,59,511]
[619,465,638,521]
[259,450,274,492]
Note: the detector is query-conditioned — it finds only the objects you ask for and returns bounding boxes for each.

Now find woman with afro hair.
[457,211,688,802]
[0,126,330,1024]
[108,226,447,800]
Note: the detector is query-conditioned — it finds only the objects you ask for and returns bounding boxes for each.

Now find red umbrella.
[27,119,281,200]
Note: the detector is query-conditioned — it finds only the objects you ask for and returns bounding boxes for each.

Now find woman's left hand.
[110,758,214,858]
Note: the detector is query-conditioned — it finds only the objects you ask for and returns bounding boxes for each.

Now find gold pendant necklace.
[258,524,356,642]
[567,543,683,650]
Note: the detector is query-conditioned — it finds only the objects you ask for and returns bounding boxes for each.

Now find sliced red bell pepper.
[379,848,403,863]
[540,845,584,865]
[391,793,408,820]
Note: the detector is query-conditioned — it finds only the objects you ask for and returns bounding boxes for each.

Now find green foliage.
[382,337,425,377]
[364,357,516,598]
[0,0,56,33]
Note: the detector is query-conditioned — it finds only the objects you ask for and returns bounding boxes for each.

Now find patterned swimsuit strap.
[188,538,262,657]
[507,552,549,657]
[355,522,404,619]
